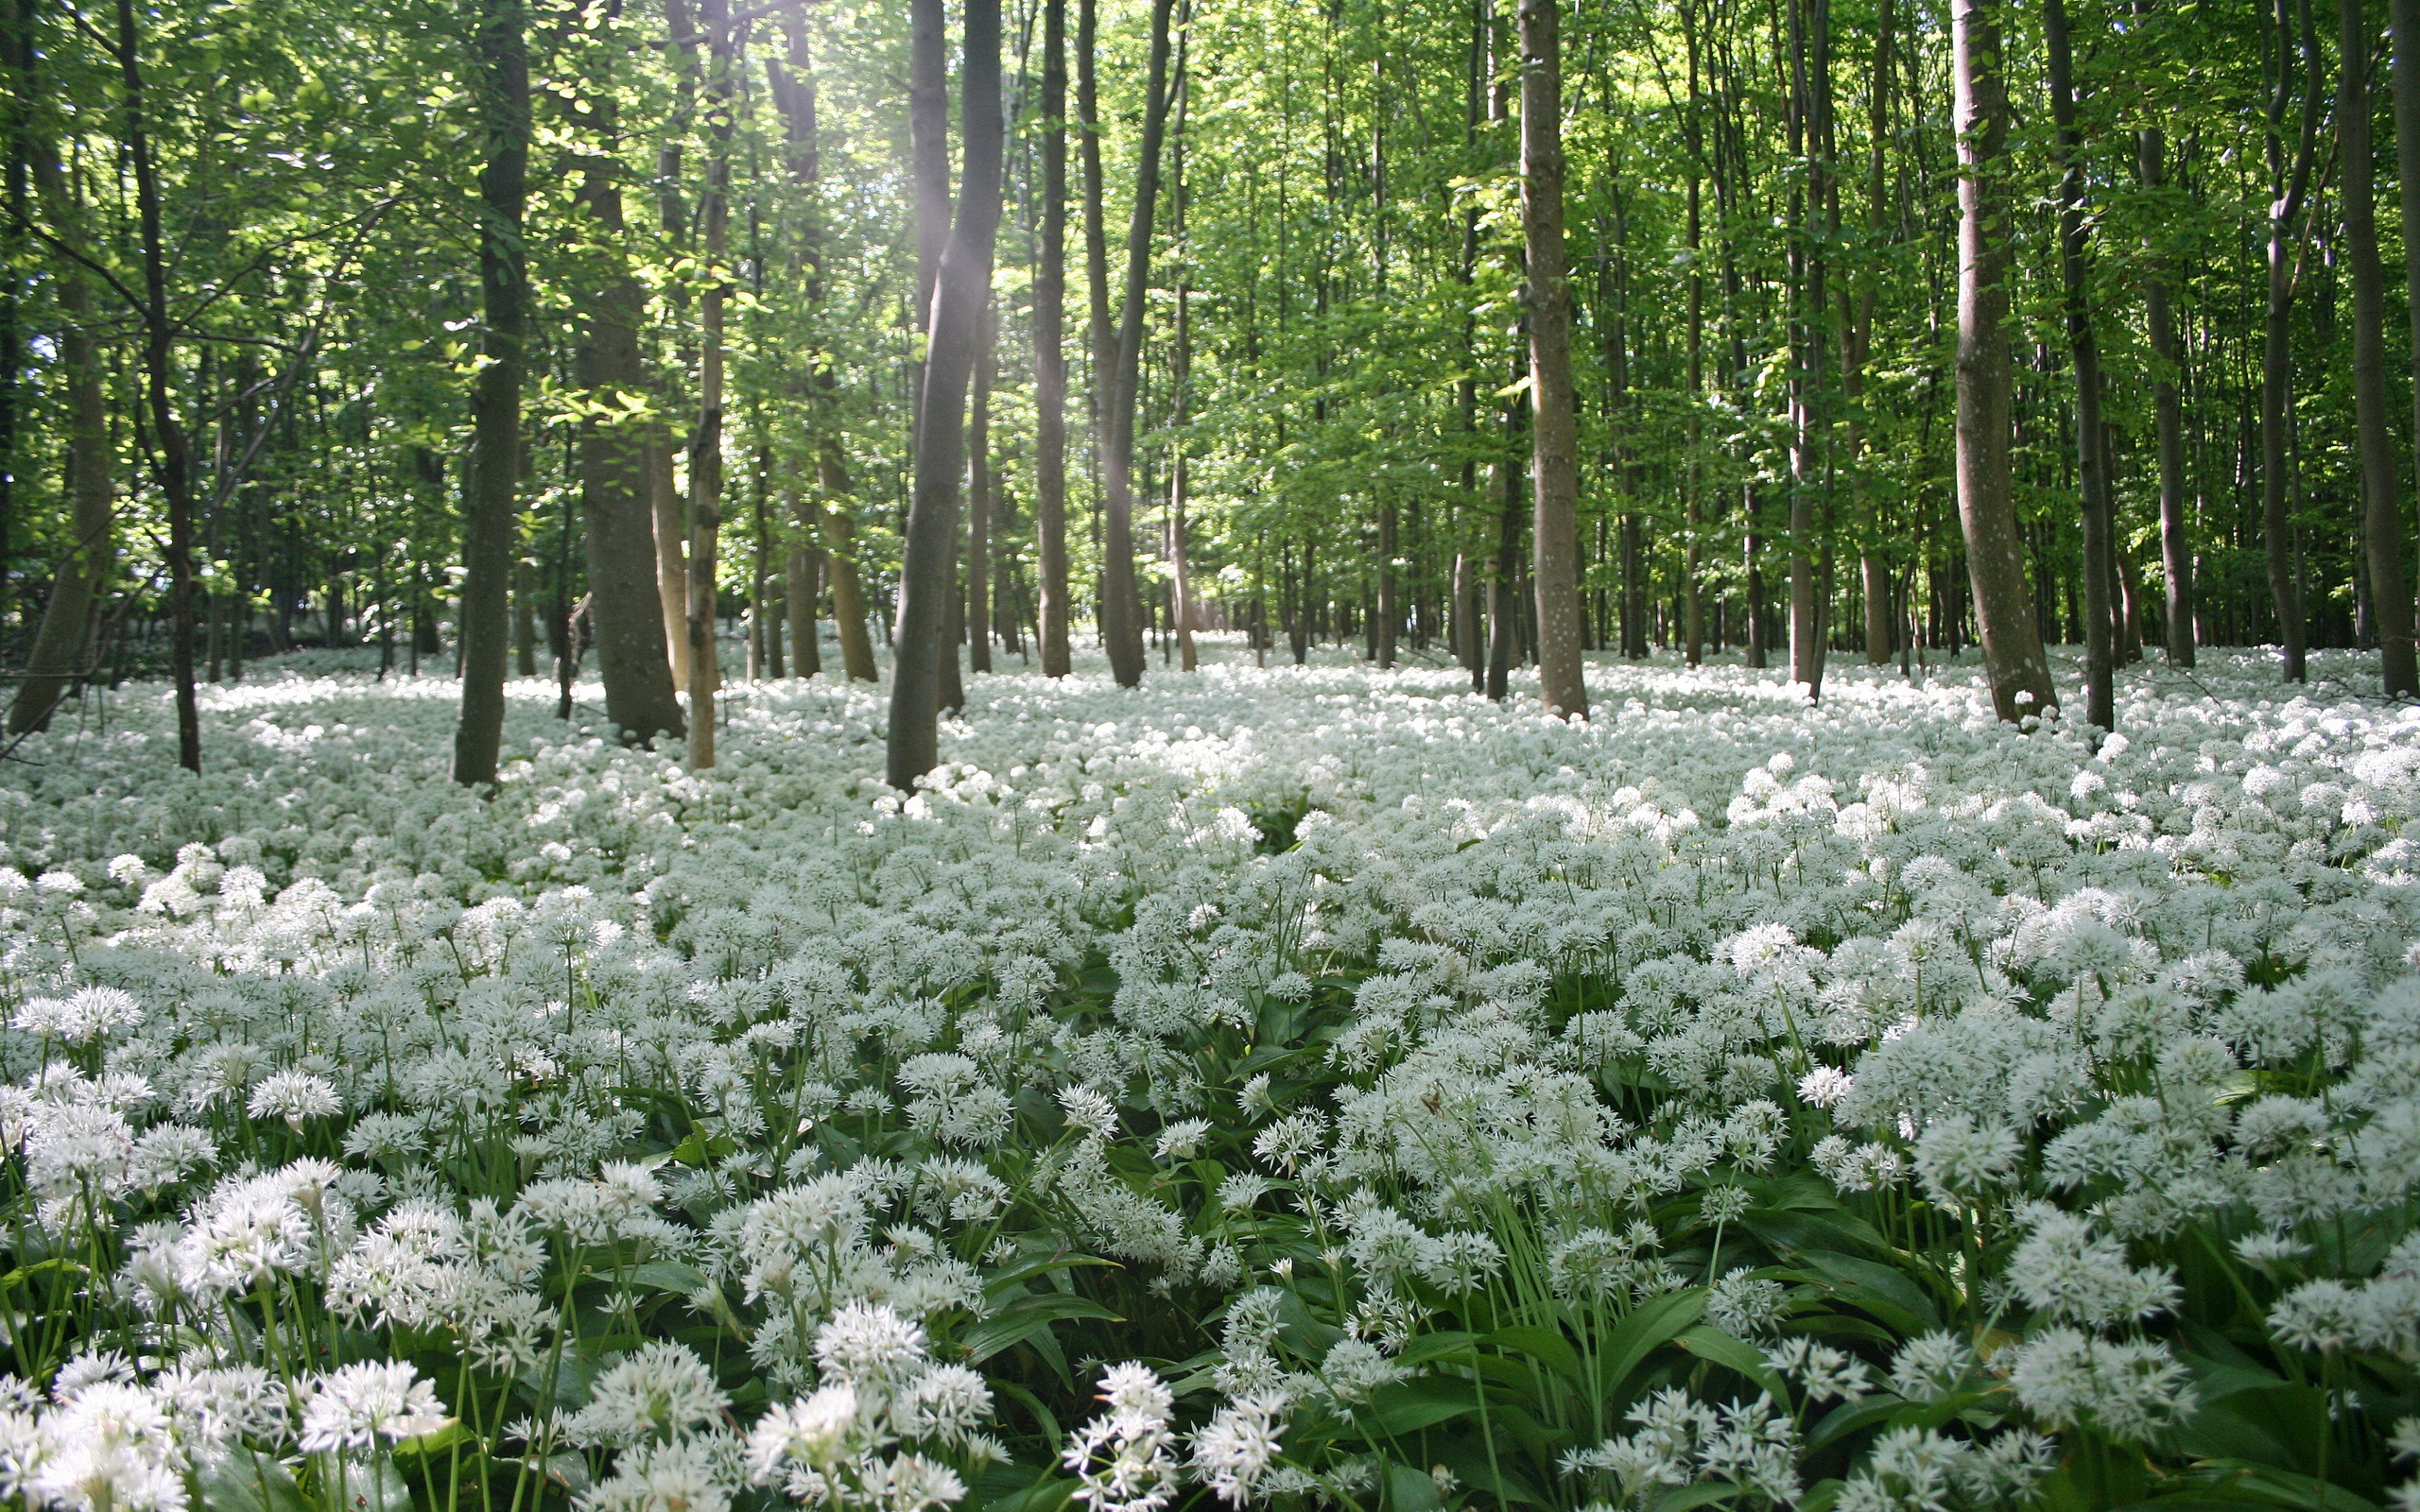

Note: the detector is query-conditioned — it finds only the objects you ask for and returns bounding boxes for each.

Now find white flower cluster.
[0,644,2415,1507]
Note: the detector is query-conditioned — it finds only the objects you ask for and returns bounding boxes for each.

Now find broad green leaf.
[960,1291,1123,1364]
[1489,1324,1582,1382]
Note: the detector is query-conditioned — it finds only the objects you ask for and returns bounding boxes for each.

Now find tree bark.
[2136,124,2194,667]
[2339,0,2416,695]
[968,297,994,675]
[650,442,690,686]
[573,144,683,744]
[2263,0,2322,680]
[888,0,1003,788]
[1515,0,1587,719]
[820,445,877,679]
[1950,0,2055,721]
[2397,0,2420,670]
[685,0,735,770]
[786,528,821,676]
[1034,0,1073,677]
[2047,0,2114,730]
[8,21,112,739]
[451,0,527,786]
[1096,0,1177,690]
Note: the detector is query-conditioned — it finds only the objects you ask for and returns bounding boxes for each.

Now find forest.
[2,0,2420,1508]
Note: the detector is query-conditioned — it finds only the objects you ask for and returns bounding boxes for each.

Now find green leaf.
[1648,1485,1742,1512]
[980,1251,1118,1300]
[1595,1288,1706,1405]
[960,1291,1123,1364]
[1803,1394,1907,1454]
[994,1380,1063,1448]
[1790,1250,1942,1334]
[198,1450,313,1512]
[1357,1375,1487,1435]
[1672,1326,1786,1400]
[1396,1331,1483,1367]
[1489,1324,1582,1382]
[624,1260,712,1296]
[1387,1464,1445,1512]
[979,1476,1080,1512]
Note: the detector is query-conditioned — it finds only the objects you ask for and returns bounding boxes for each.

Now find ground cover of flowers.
[1,642,2417,1512]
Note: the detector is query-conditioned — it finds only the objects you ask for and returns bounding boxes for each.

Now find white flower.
[297,1362,451,1453]
[573,1343,730,1447]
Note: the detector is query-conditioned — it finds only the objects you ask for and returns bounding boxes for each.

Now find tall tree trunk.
[1488,374,1524,701]
[2397,0,2420,662]
[1096,0,1177,690]
[573,142,683,744]
[2137,123,2194,666]
[786,527,821,676]
[8,23,111,739]
[2047,0,2114,730]
[968,298,994,675]
[452,0,527,785]
[650,443,690,685]
[114,0,200,767]
[888,0,1003,788]
[2263,0,2322,681]
[1854,0,1892,665]
[1034,0,1072,677]
[685,0,735,770]
[1785,0,1829,697]
[1515,0,1587,719]
[821,446,877,679]
[2339,0,2416,695]
[1950,0,2055,720]
[1682,0,1704,667]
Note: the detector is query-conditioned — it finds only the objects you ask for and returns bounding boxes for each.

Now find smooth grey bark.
[1034,0,1072,677]
[2136,124,2194,666]
[685,0,736,770]
[1516,0,1587,719]
[1095,0,1178,690]
[2263,0,2322,680]
[887,0,1003,788]
[452,0,528,786]
[968,297,994,676]
[2339,0,2417,696]
[573,146,683,744]
[2046,0,2114,730]
[1950,0,2056,721]
[8,19,110,739]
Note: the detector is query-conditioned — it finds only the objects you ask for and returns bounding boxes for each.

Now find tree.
[1032,0,1072,678]
[2046,0,2114,730]
[1516,0,1587,720]
[1950,0,2055,721]
[453,0,528,787]
[888,0,1003,789]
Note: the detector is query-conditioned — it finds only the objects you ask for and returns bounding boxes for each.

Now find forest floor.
[0,638,2415,1512]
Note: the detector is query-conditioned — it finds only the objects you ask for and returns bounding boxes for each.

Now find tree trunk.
[1488,382,1523,701]
[2397,0,2420,672]
[1095,0,1177,690]
[2137,123,2194,666]
[451,0,527,784]
[650,442,690,686]
[573,143,683,744]
[968,297,994,675]
[887,0,1003,788]
[787,531,821,676]
[2339,0,2416,695]
[821,445,877,679]
[1950,0,2055,721]
[2047,0,2114,730]
[1515,0,1587,719]
[2263,0,2322,681]
[685,0,735,770]
[1034,0,1073,678]
[8,30,111,739]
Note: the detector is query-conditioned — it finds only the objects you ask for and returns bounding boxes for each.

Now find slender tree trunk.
[2339,0,2416,695]
[968,298,994,675]
[2264,0,2322,681]
[1515,0,1587,719]
[1950,0,2055,720]
[1488,379,1524,701]
[574,143,683,743]
[8,37,111,739]
[888,0,1003,788]
[111,0,199,769]
[1095,0,1177,690]
[650,443,690,685]
[1683,5,1704,667]
[684,0,735,770]
[786,528,821,676]
[820,448,876,679]
[451,0,527,784]
[2047,0,2114,730]
[1854,0,1892,665]
[1034,0,1072,677]
[2397,0,2420,662]
[2137,124,2194,666]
